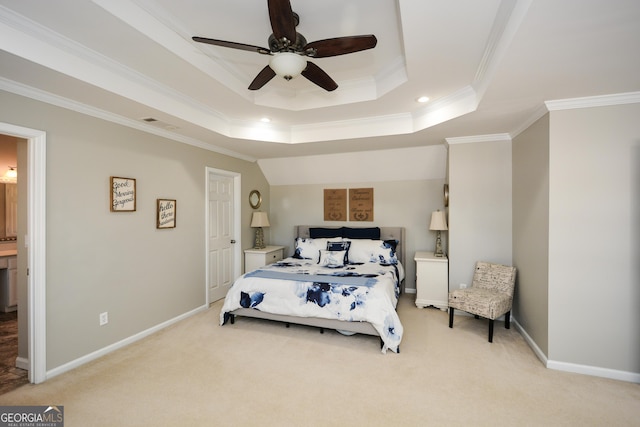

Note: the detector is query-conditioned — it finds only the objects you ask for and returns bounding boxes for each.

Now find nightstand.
[414,251,449,311]
[244,245,285,272]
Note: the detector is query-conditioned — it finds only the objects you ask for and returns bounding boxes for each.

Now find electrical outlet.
[460,283,468,289]
[99,312,109,326]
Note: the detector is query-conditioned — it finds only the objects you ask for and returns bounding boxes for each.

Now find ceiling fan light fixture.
[269,52,306,81]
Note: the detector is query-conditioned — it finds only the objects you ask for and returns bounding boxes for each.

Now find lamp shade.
[251,211,270,228]
[269,52,306,80]
[429,210,448,231]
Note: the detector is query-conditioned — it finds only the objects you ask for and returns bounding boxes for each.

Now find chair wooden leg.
[505,311,511,329]
[488,319,494,343]
[449,308,454,328]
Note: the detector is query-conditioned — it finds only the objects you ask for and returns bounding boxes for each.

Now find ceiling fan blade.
[301,62,338,92]
[248,65,277,90]
[192,36,269,54]
[305,35,377,58]
[268,0,297,44]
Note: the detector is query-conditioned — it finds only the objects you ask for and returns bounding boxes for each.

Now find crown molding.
[545,91,640,111]
[445,133,511,146]
[0,77,256,162]
[473,0,533,99]
[510,103,550,139]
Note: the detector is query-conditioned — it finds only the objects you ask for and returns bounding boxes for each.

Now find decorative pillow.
[342,227,381,240]
[327,240,351,264]
[346,239,398,264]
[309,227,343,238]
[318,250,347,267]
[293,237,324,262]
[293,238,340,263]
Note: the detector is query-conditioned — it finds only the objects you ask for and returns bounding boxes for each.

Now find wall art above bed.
[324,188,374,222]
[349,188,373,221]
[324,189,347,221]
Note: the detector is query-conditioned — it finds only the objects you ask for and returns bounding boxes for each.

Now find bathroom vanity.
[0,249,17,312]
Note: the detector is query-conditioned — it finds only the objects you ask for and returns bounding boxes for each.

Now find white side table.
[244,245,285,273]
[414,251,449,311]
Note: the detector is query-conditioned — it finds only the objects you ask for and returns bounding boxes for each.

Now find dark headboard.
[294,226,406,267]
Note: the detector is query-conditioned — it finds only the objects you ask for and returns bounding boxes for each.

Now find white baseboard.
[15,356,29,370]
[46,305,208,380]
[512,317,548,365]
[546,360,640,384]
[513,317,640,384]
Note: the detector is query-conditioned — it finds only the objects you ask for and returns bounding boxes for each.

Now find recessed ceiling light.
[417,96,430,103]
[260,117,271,123]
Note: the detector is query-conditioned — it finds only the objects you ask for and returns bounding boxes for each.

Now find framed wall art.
[157,199,176,229]
[349,188,374,221]
[110,176,136,212]
[324,189,347,221]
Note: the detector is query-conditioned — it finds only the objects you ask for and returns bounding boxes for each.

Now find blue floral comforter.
[220,258,404,353]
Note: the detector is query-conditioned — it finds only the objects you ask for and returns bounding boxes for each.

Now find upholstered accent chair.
[448,261,517,342]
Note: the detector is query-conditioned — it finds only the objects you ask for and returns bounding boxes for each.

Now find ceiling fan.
[192,0,377,92]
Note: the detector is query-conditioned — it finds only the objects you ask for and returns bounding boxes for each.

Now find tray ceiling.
[0,0,638,160]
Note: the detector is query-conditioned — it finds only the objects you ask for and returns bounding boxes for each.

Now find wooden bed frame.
[226,226,405,345]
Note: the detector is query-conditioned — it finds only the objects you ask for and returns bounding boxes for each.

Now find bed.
[220,226,405,353]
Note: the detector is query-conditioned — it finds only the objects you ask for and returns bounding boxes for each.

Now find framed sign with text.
[157,199,176,229]
[324,189,347,221]
[110,176,136,212]
[349,188,373,221]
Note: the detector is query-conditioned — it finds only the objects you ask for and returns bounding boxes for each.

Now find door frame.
[0,121,46,384]
[205,167,241,305]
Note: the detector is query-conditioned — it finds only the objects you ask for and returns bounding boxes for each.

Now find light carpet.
[0,295,638,426]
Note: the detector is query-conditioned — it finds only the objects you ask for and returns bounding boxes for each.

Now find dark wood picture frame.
[156,199,176,229]
[110,176,136,212]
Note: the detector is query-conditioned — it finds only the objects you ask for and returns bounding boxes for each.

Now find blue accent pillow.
[342,227,381,240]
[309,227,343,238]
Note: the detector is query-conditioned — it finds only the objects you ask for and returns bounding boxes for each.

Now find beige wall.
[0,90,267,371]
[448,139,513,290]
[548,104,640,373]
[512,114,550,355]
[0,135,18,239]
[269,179,447,291]
[512,104,640,377]
[0,134,17,177]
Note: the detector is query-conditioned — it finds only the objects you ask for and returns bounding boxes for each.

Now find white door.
[207,171,235,303]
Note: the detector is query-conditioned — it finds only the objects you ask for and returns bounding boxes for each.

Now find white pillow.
[346,239,398,264]
[293,238,341,263]
[318,250,347,267]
